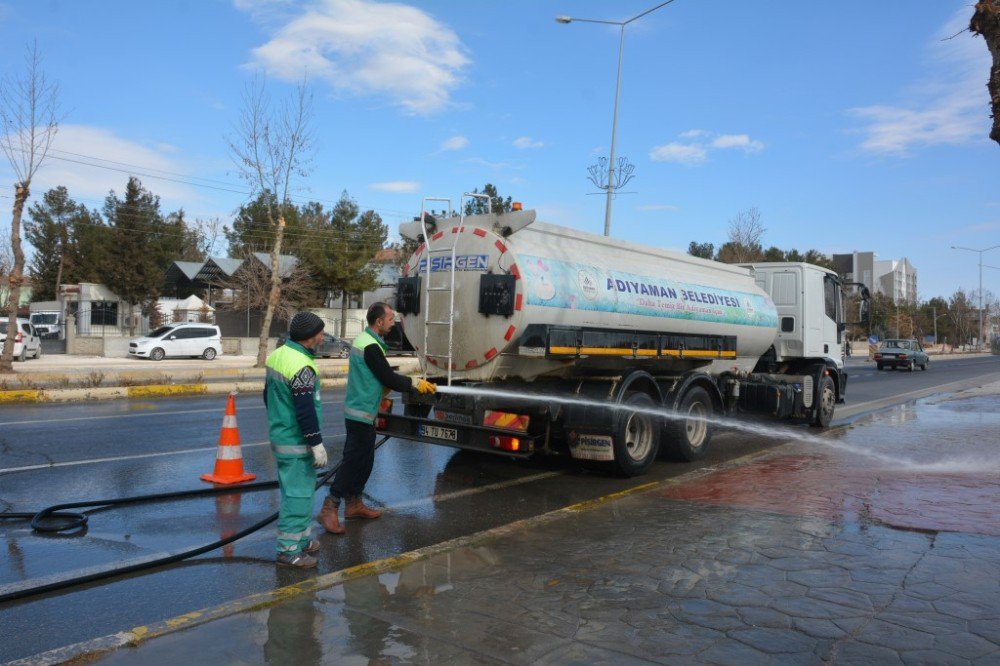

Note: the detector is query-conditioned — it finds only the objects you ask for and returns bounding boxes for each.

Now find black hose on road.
[0,436,389,604]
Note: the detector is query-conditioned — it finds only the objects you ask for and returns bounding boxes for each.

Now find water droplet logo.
[577,270,599,301]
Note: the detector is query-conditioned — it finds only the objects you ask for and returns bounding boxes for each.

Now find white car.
[129,324,223,361]
[0,317,42,361]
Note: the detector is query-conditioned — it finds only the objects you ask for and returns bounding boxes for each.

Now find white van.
[0,318,42,361]
[129,324,223,361]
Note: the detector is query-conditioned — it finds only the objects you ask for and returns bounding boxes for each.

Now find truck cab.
[743,263,845,367]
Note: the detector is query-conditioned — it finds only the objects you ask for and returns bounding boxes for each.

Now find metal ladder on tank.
[419,193,491,386]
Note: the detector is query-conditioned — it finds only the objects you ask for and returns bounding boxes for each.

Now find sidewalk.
[41,383,999,665]
[0,354,420,403]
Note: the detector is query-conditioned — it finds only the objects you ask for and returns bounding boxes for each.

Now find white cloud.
[711,134,764,153]
[678,129,709,140]
[462,156,522,171]
[848,7,990,156]
[637,204,680,212]
[648,142,708,166]
[370,181,419,193]
[12,124,199,204]
[650,129,764,166]
[440,135,469,151]
[241,0,469,116]
[513,136,544,149]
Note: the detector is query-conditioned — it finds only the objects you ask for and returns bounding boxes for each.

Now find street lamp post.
[556,0,676,237]
[951,244,1000,349]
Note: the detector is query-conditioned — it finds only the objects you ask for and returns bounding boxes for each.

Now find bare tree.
[971,0,1000,146]
[228,77,314,366]
[716,207,765,263]
[195,215,226,258]
[0,43,59,371]
[221,254,317,325]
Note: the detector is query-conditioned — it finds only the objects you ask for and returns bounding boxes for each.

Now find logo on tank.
[416,254,488,272]
[577,270,599,301]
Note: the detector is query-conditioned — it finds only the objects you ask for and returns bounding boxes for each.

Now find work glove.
[311,444,328,468]
[411,376,438,394]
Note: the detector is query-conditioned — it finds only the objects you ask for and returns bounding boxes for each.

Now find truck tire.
[811,375,836,427]
[660,386,712,462]
[608,392,660,477]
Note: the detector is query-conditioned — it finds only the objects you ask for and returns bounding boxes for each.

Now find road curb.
[0,376,361,404]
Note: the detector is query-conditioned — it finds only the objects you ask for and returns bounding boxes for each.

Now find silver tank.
[399,211,779,382]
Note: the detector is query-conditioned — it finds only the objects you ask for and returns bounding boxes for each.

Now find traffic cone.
[201,393,256,484]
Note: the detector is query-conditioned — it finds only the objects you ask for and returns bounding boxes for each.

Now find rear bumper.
[377,411,537,458]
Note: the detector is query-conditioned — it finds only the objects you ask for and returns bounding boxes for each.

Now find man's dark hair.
[367,302,390,325]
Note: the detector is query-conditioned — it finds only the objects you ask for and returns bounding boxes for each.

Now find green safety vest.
[344,327,388,424]
[265,340,322,454]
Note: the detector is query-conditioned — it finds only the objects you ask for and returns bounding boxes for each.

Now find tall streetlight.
[556,0,677,237]
[951,244,1000,348]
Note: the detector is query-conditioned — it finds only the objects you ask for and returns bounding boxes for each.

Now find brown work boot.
[317,497,345,534]
[345,496,382,520]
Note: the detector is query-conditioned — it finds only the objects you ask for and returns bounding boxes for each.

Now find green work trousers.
[275,453,315,554]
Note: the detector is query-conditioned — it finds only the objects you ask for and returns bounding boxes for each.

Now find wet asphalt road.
[1,355,999,663]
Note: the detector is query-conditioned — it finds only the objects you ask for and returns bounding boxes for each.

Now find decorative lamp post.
[556,1,676,236]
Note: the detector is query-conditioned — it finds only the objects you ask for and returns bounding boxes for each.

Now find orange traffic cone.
[201,393,256,484]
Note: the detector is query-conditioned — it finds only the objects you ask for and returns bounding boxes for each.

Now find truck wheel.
[404,403,431,418]
[660,386,712,462]
[150,347,165,361]
[811,376,836,427]
[609,392,660,476]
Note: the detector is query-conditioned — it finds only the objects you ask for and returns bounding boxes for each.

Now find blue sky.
[0,0,995,301]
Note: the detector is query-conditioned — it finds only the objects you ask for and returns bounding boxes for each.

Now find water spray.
[435,384,999,473]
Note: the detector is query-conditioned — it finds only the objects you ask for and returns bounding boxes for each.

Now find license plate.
[418,424,458,442]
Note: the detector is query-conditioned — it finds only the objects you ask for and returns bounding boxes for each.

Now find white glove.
[311,444,328,468]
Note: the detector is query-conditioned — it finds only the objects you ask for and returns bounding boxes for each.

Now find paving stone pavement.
[67,395,1000,664]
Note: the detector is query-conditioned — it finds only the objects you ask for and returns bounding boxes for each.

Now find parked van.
[0,317,42,361]
[29,311,62,339]
[129,324,222,361]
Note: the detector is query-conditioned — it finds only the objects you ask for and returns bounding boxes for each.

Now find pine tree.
[25,187,75,300]
[100,177,171,312]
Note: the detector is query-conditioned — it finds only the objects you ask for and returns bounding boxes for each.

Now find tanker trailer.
[381,202,865,476]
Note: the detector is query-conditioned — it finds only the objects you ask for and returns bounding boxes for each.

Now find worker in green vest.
[264,312,328,568]
[318,302,436,534]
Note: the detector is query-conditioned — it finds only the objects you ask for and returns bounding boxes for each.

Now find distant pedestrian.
[845,340,852,357]
[264,312,328,568]
[318,302,437,534]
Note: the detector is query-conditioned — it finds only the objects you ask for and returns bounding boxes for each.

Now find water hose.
[0,436,389,604]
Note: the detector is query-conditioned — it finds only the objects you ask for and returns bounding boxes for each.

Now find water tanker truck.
[382,199,868,476]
